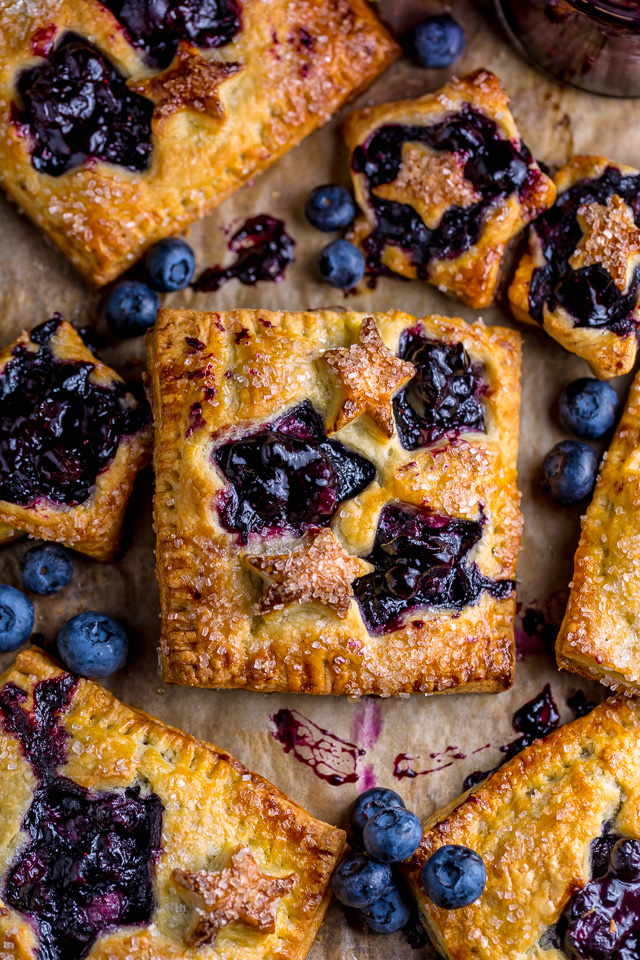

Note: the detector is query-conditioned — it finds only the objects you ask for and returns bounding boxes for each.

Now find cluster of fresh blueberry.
[333,787,486,933]
[541,378,619,506]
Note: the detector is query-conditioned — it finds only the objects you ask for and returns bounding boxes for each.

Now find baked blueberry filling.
[393,330,486,450]
[102,0,242,68]
[15,33,154,177]
[353,503,514,635]
[213,401,376,540]
[0,316,151,508]
[352,105,540,277]
[192,216,296,292]
[528,165,640,335]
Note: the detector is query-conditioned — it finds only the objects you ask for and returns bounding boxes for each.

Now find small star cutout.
[172,846,296,947]
[570,193,640,291]
[128,43,243,127]
[373,143,480,230]
[323,316,415,437]
[246,528,371,618]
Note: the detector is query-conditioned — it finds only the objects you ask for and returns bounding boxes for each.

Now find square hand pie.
[343,69,556,309]
[0,316,151,561]
[0,0,397,288]
[0,648,344,960]
[148,307,523,697]
[556,366,640,695]
[509,155,640,379]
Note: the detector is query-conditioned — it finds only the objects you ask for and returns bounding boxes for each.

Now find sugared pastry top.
[0,647,344,960]
[509,155,640,379]
[148,307,522,697]
[0,0,397,287]
[343,69,556,309]
[0,316,151,561]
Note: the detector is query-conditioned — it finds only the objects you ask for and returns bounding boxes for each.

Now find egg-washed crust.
[343,70,556,310]
[556,366,640,694]
[509,156,640,380]
[0,321,151,561]
[148,307,523,697]
[403,695,640,960]
[0,648,345,960]
[0,0,398,289]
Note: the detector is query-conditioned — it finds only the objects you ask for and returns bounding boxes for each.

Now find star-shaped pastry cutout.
[128,43,243,127]
[172,846,296,947]
[570,193,640,291]
[373,143,481,230]
[245,529,371,618]
[323,316,415,437]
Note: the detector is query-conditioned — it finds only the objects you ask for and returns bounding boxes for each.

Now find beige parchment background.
[0,0,637,955]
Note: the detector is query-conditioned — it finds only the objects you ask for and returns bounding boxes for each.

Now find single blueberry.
[332,853,393,908]
[349,787,407,837]
[363,807,422,863]
[20,543,73,596]
[358,881,412,933]
[145,238,196,292]
[318,239,365,289]
[406,14,467,69]
[558,378,619,439]
[541,440,599,506]
[612,838,640,882]
[305,185,355,232]
[421,844,486,909]
[57,612,128,678]
[0,585,34,652]
[104,280,159,338]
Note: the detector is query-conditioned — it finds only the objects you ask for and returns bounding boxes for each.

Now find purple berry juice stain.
[353,699,383,788]
[270,709,364,786]
[192,215,295,292]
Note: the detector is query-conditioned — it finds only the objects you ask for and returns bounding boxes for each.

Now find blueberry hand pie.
[509,156,640,379]
[0,647,344,959]
[0,316,151,561]
[343,70,556,308]
[0,0,397,288]
[148,307,522,697]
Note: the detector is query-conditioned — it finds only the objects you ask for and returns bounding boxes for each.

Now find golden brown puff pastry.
[0,647,344,960]
[148,307,523,697]
[509,155,640,380]
[0,0,397,289]
[343,69,556,309]
[0,316,151,561]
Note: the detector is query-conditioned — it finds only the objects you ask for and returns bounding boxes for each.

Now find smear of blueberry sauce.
[213,400,375,541]
[567,689,598,719]
[528,165,640,335]
[15,33,153,177]
[0,675,163,960]
[192,216,295,292]
[270,709,364,786]
[0,316,150,508]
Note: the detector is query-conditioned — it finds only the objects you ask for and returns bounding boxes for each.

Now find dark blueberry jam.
[528,165,640,335]
[353,503,514,635]
[102,0,242,68]
[192,216,296,292]
[0,316,150,508]
[15,33,154,177]
[213,401,375,541]
[567,689,598,719]
[352,105,538,277]
[393,331,486,450]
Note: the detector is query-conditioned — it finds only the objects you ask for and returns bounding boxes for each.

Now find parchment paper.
[0,1,636,955]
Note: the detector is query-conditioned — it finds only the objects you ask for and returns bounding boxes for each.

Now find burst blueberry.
[406,14,467,69]
[541,440,599,506]
[363,806,422,863]
[20,543,73,596]
[57,612,128,678]
[0,585,34,653]
[318,239,365,289]
[305,185,355,232]
[611,838,640,882]
[145,238,196,292]
[358,881,412,933]
[558,378,619,439]
[349,787,406,837]
[104,281,159,338]
[332,853,393,908]
[421,844,486,909]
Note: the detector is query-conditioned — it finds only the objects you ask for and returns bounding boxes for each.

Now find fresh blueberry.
[104,280,159,338]
[612,838,640,881]
[318,239,365,289]
[541,440,599,506]
[20,544,73,596]
[558,378,619,439]
[363,807,422,863]
[422,844,486,909]
[332,853,393,908]
[406,14,467,69]
[57,612,128,678]
[145,238,196,292]
[305,185,355,232]
[0,585,34,652]
[358,881,412,933]
[349,787,407,837]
